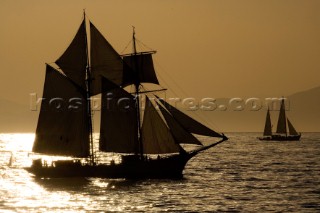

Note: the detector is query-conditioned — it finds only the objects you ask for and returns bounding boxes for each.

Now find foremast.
[84,11,95,165]
[132,27,144,159]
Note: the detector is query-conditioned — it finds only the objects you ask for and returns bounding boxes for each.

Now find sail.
[90,22,123,96]
[263,108,272,136]
[141,98,180,154]
[33,65,90,157]
[122,54,159,86]
[276,98,287,134]
[157,98,222,138]
[99,77,138,153]
[158,103,202,145]
[56,20,87,90]
[287,118,298,135]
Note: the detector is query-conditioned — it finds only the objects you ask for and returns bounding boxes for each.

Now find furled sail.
[287,118,298,136]
[276,99,287,134]
[157,103,202,145]
[90,22,123,95]
[55,20,87,90]
[157,98,223,138]
[122,53,159,86]
[141,98,180,154]
[33,65,90,157]
[263,108,272,136]
[99,77,138,153]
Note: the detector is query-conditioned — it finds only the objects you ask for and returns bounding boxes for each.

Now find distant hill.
[287,86,320,132]
[181,86,320,133]
[0,86,319,133]
[0,99,38,133]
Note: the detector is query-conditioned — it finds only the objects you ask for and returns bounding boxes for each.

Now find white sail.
[99,77,138,153]
[33,65,90,157]
[141,98,180,154]
[90,22,123,96]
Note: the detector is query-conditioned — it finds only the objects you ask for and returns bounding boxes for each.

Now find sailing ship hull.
[258,134,301,141]
[25,153,194,179]
[27,14,228,180]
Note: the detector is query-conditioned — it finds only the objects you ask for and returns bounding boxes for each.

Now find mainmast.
[132,27,144,159]
[84,11,95,165]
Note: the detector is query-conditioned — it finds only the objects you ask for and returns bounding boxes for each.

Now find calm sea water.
[0,133,319,212]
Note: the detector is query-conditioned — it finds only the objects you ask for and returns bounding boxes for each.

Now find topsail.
[122,53,159,86]
[55,20,87,90]
[90,22,124,95]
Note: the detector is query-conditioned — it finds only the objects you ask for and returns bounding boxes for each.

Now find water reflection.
[1,133,320,212]
[34,177,90,191]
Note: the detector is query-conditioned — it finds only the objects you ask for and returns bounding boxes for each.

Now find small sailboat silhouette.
[259,98,301,141]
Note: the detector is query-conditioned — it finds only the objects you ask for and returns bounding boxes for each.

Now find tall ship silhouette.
[25,12,228,178]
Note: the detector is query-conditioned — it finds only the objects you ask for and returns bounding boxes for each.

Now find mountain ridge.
[0,86,319,133]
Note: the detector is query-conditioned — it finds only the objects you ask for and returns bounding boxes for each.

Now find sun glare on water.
[0,133,35,152]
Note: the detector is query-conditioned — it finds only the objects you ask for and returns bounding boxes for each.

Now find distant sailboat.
[259,98,301,141]
[25,12,228,178]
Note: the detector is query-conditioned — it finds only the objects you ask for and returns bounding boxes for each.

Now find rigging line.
[54,16,86,63]
[138,85,167,95]
[140,82,167,91]
[153,60,222,133]
[153,60,189,98]
[135,38,155,51]
[120,39,133,54]
[47,62,56,65]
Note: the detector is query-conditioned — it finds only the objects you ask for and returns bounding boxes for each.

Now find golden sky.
[0,0,319,105]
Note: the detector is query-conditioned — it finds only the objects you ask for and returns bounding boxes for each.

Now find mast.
[84,10,95,164]
[132,27,144,158]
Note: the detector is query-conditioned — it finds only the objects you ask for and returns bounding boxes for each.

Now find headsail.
[99,77,138,153]
[157,102,202,145]
[276,98,287,134]
[141,98,180,154]
[263,108,272,136]
[33,65,90,157]
[157,98,223,138]
[55,20,87,90]
[90,22,123,95]
[287,118,298,136]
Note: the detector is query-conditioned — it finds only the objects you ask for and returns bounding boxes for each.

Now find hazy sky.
[1,0,319,105]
